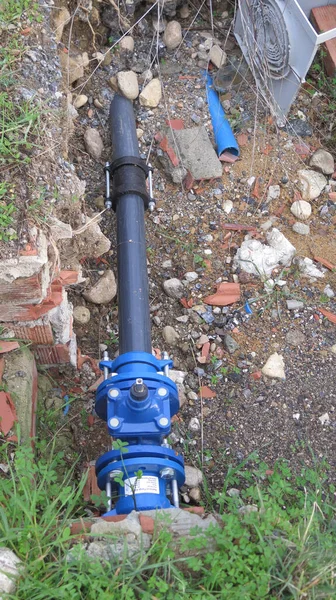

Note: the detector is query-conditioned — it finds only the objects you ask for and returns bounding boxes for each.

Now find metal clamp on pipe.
[95,95,185,515]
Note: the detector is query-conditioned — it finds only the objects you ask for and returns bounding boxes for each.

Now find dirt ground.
[7,0,336,499]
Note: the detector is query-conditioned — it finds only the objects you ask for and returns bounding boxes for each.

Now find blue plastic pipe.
[205,72,240,158]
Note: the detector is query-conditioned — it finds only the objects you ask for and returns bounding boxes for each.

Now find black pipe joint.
[106,156,151,211]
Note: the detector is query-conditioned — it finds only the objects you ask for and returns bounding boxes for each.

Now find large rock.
[0,548,22,596]
[139,79,162,108]
[209,44,227,68]
[84,128,103,160]
[83,270,117,304]
[163,278,185,299]
[261,353,285,379]
[53,7,70,43]
[309,148,334,175]
[59,52,84,85]
[117,71,139,100]
[290,199,311,220]
[234,229,295,278]
[73,306,90,324]
[298,169,327,200]
[163,20,182,50]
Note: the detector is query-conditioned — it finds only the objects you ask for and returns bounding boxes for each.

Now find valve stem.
[148,164,156,212]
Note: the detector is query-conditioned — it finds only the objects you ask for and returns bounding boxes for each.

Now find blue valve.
[95,351,185,515]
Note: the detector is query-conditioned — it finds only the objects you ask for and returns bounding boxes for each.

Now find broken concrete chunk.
[184,465,203,488]
[234,229,295,279]
[166,126,222,181]
[75,217,111,258]
[298,169,327,200]
[309,148,334,175]
[293,257,325,279]
[83,270,117,305]
[49,217,72,240]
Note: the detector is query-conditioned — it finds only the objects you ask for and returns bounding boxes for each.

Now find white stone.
[290,200,311,220]
[73,306,90,324]
[168,369,187,384]
[163,278,185,299]
[84,128,103,160]
[222,199,233,214]
[188,417,200,431]
[292,222,310,235]
[73,94,88,109]
[293,413,300,420]
[298,169,327,200]
[184,271,198,282]
[117,71,139,100]
[309,148,334,175]
[0,547,22,596]
[139,79,162,108]
[266,185,280,203]
[261,353,285,379]
[136,128,144,139]
[294,257,325,278]
[162,325,179,346]
[163,20,182,50]
[318,413,330,425]
[83,270,117,304]
[331,344,336,354]
[324,284,335,298]
[184,465,203,487]
[209,44,227,68]
[119,36,134,53]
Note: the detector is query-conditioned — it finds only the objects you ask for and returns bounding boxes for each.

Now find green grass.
[0,182,17,241]
[0,0,41,25]
[0,441,335,599]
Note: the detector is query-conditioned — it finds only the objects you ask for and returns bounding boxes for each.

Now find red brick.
[59,270,80,285]
[34,342,72,366]
[0,273,43,305]
[159,136,169,152]
[8,324,54,345]
[139,514,155,534]
[102,515,127,523]
[0,280,63,322]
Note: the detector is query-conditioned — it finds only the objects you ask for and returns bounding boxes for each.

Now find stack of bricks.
[0,227,79,367]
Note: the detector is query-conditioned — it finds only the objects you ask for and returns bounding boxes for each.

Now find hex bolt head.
[108,388,120,399]
[157,387,168,397]
[158,416,169,427]
[109,417,120,428]
[160,467,175,480]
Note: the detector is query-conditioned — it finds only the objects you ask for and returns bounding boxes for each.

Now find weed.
[193,253,206,268]
[210,374,219,385]
[0,183,17,241]
[104,330,119,346]
[319,293,330,304]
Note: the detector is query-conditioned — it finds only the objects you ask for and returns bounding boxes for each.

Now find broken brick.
[0,341,20,354]
[139,514,155,534]
[204,282,240,307]
[313,256,335,271]
[183,170,194,190]
[166,119,184,130]
[166,146,179,167]
[319,308,336,324]
[0,391,17,435]
[199,386,216,399]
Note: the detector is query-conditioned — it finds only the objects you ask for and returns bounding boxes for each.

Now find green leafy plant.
[0,184,17,241]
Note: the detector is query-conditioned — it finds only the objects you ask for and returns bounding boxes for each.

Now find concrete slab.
[167,126,222,180]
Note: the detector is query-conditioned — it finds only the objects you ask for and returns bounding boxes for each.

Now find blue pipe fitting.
[95,351,185,514]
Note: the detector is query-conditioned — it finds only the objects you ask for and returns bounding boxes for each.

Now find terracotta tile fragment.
[199,386,216,399]
[313,256,335,271]
[319,308,336,324]
[0,341,20,354]
[204,282,240,306]
[0,391,17,435]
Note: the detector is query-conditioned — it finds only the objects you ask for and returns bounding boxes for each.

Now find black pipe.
[109,95,152,355]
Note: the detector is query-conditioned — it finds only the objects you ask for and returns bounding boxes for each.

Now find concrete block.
[167,127,222,180]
